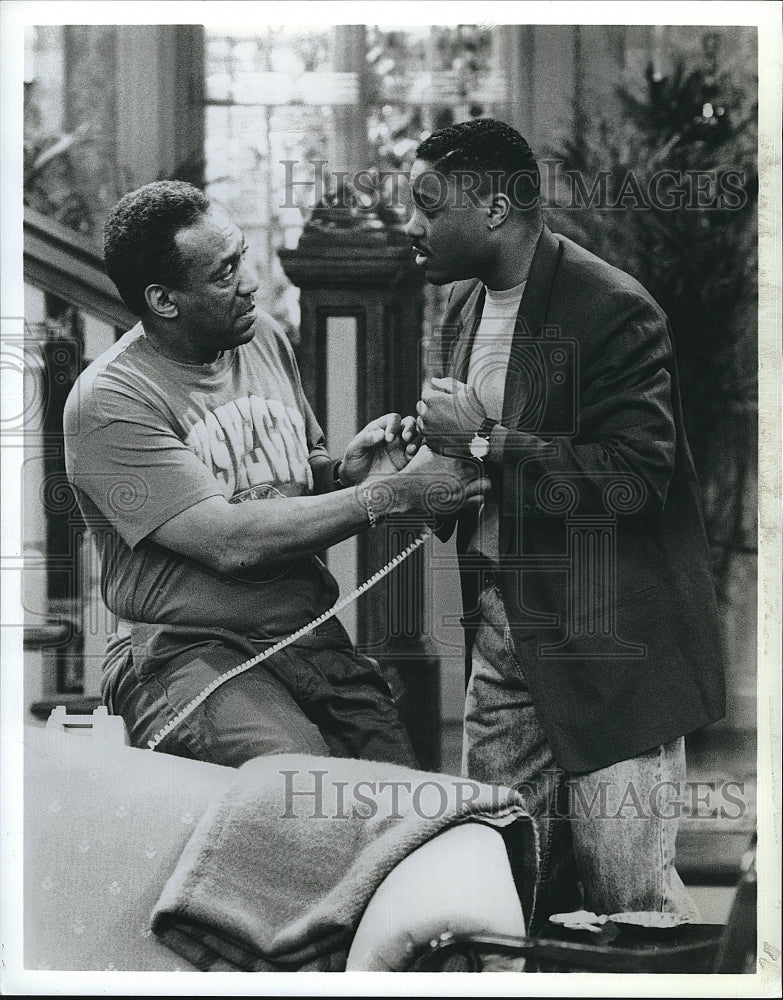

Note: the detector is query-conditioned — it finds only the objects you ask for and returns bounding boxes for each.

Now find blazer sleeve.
[489,288,677,519]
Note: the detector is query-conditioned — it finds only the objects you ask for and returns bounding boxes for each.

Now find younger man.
[409,119,725,926]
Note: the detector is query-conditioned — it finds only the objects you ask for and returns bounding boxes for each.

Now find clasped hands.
[341,376,485,483]
[340,390,489,517]
[416,377,487,458]
[339,413,421,485]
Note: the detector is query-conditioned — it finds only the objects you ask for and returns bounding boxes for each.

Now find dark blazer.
[434,226,726,774]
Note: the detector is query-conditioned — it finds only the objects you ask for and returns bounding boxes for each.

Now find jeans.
[463,583,700,932]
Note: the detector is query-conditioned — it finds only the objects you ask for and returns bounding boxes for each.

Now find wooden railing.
[23,207,136,331]
[23,207,132,719]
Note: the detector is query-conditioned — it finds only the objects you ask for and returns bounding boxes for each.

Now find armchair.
[23,708,529,973]
[25,706,754,976]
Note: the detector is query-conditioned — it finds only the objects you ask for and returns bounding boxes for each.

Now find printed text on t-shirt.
[184,394,313,497]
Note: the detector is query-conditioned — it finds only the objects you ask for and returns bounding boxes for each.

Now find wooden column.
[279,210,442,769]
[115,25,205,191]
[493,24,631,156]
[493,25,536,143]
[59,25,204,241]
[331,25,369,179]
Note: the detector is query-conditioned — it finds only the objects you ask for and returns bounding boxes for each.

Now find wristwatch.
[469,418,498,460]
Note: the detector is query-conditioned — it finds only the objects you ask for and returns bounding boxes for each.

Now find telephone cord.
[147,529,431,750]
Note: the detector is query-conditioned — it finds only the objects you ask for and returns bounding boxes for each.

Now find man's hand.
[340,413,420,485]
[416,377,486,456]
[380,444,490,519]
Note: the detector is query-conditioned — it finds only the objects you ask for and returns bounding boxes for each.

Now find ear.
[144,283,179,320]
[486,192,512,230]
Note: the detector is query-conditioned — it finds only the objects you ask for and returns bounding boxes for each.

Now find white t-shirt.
[466,280,526,564]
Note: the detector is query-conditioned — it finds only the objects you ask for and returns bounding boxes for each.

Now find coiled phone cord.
[147,529,431,750]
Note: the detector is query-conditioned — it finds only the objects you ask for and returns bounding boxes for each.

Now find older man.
[409,119,726,929]
[64,180,483,769]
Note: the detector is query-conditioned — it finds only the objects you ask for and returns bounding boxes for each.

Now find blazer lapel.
[446,282,484,381]
[447,226,562,388]
[502,226,563,427]
[499,227,562,560]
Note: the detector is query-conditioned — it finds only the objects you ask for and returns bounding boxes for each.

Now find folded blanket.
[151,753,538,971]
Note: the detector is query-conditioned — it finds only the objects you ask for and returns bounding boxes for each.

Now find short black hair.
[103,180,210,316]
[416,118,540,206]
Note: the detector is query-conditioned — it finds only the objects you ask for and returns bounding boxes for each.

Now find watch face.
[469,433,489,459]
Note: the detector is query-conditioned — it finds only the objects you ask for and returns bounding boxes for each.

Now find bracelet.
[361,487,379,529]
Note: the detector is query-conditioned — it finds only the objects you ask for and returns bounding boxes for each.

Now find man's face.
[405,158,491,285]
[168,208,259,360]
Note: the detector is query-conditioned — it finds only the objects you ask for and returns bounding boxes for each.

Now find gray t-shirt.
[63,313,339,644]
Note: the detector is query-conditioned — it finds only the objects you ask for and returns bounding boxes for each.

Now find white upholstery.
[23,719,527,972]
[24,724,232,970]
[347,822,525,970]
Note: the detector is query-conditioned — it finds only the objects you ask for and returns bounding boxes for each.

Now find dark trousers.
[101,617,419,770]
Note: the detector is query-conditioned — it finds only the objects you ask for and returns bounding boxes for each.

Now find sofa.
[22,708,531,973]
